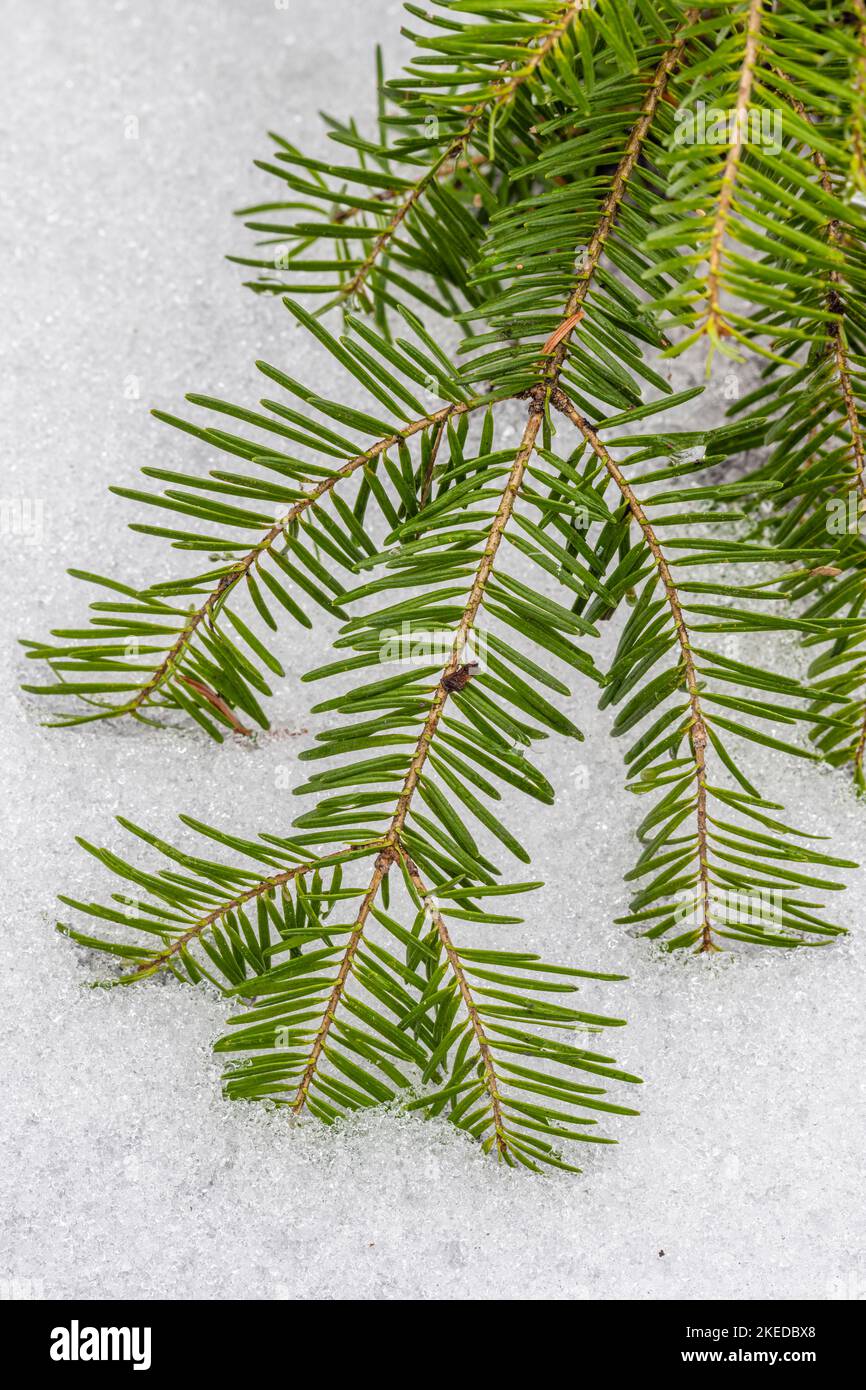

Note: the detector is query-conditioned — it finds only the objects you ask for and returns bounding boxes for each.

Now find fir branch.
[388,410,544,839]
[704,0,764,347]
[539,11,697,372]
[119,398,479,723]
[553,395,716,951]
[490,0,586,109]
[644,0,859,360]
[459,6,698,394]
[29,0,866,1170]
[338,118,487,307]
[121,844,381,983]
[786,78,865,498]
[239,2,586,316]
[398,845,509,1158]
[329,152,490,229]
[287,402,544,1111]
[23,388,489,735]
[336,0,584,306]
[717,61,866,787]
[541,391,852,950]
[289,845,393,1114]
[851,0,866,192]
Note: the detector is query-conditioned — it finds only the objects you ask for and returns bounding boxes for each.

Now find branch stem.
[122,398,482,722]
[290,402,545,1111]
[705,0,763,340]
[121,842,383,981]
[397,846,509,1157]
[341,1,584,304]
[541,13,696,373]
[386,407,544,846]
[555,396,716,952]
[290,845,396,1115]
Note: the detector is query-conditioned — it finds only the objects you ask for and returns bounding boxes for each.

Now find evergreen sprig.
[22,0,864,1167]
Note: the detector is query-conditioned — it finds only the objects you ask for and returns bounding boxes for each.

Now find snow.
[1,0,864,1302]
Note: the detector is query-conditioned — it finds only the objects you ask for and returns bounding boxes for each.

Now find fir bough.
[20,1,864,1168]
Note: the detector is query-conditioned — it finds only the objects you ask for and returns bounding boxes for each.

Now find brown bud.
[442,661,479,693]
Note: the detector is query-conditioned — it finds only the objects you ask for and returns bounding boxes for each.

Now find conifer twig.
[554,395,717,952]
[397,844,509,1157]
[121,398,484,721]
[289,403,545,1111]
[122,842,383,982]
[340,1,584,305]
[705,0,764,343]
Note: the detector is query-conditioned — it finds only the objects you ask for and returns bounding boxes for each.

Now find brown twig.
[177,674,252,736]
[541,310,584,356]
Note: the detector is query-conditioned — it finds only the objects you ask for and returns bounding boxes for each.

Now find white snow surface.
[1,0,864,1302]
